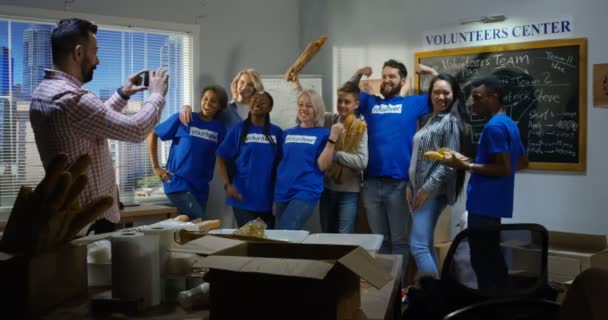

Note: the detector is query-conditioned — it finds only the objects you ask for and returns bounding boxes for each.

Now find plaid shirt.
[30,69,165,223]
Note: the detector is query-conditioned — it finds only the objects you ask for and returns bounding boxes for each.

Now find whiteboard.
[261,75,323,129]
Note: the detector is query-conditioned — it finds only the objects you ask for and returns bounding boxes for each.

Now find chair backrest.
[440,223,549,300]
[442,297,560,320]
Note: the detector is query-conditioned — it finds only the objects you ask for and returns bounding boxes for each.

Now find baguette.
[284,35,328,82]
[173,215,189,222]
[196,219,221,232]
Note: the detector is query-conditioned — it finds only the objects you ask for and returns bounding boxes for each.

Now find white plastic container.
[303,233,384,251]
[208,229,310,243]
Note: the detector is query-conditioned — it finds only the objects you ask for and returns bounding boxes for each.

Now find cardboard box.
[0,244,87,318]
[548,231,608,283]
[177,235,391,319]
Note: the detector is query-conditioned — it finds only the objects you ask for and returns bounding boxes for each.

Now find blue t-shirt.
[358,92,430,180]
[216,121,283,212]
[155,112,226,202]
[466,113,526,218]
[274,126,330,203]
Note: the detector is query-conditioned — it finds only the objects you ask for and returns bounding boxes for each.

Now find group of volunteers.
[30,18,527,278]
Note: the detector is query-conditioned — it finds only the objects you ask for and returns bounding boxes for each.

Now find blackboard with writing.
[415,38,587,171]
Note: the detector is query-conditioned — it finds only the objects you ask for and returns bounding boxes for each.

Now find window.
[0,18,193,213]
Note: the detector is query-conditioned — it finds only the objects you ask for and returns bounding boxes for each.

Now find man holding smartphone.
[30,18,170,234]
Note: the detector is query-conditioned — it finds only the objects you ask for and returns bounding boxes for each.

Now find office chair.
[442,297,560,320]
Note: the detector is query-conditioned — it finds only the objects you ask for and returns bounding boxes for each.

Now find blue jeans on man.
[166,191,206,220]
[410,194,448,276]
[319,190,359,233]
[362,177,411,272]
[275,199,317,230]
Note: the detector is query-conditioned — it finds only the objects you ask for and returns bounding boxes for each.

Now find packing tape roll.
[111,232,161,308]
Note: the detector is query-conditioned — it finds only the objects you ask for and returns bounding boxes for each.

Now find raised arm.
[350,66,373,84]
[317,123,344,171]
[68,67,169,143]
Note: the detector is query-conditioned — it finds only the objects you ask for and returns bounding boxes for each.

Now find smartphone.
[141,71,150,87]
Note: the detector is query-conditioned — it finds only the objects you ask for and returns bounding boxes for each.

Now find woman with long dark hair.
[407,73,470,276]
[216,91,282,228]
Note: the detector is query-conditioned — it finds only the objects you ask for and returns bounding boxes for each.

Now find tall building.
[15,100,43,184]
[0,99,16,208]
[160,36,183,162]
[0,47,15,165]
[0,46,12,96]
[22,25,52,98]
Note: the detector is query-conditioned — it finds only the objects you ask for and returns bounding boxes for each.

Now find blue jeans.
[467,213,507,290]
[362,177,411,271]
[319,189,359,233]
[410,194,448,276]
[275,199,317,230]
[233,207,274,229]
[166,191,206,220]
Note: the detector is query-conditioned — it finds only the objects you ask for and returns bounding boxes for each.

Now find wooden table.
[119,204,177,227]
[0,204,178,232]
[42,254,403,320]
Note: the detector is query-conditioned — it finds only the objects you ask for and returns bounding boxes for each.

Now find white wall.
[302,0,608,234]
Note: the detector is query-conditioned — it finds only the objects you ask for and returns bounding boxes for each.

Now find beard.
[380,82,402,98]
[81,61,95,84]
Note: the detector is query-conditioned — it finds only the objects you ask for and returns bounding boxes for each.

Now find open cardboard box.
[548,231,608,283]
[172,235,392,320]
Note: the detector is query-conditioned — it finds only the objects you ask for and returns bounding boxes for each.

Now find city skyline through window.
[0,18,193,212]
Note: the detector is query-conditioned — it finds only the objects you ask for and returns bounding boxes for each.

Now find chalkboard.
[415,38,587,171]
[262,75,323,130]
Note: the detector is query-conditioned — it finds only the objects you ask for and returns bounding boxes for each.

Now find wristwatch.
[327,138,336,144]
[468,163,474,171]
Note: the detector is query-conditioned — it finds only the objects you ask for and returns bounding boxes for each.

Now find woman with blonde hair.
[273,89,344,230]
[180,68,264,130]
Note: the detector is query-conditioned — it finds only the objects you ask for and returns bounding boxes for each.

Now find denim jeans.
[166,191,206,220]
[275,199,317,230]
[362,177,411,271]
[467,213,507,290]
[233,207,274,229]
[319,189,359,233]
[410,194,448,276]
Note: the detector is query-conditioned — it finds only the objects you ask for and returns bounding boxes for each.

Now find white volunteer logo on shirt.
[285,134,317,144]
[245,133,277,144]
[371,103,402,114]
[190,127,218,142]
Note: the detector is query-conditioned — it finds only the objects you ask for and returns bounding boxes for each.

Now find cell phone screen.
[142,71,149,87]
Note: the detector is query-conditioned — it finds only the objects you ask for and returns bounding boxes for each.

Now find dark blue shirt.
[466,113,526,218]
[155,112,226,202]
[358,93,430,180]
[274,126,330,203]
[216,121,283,212]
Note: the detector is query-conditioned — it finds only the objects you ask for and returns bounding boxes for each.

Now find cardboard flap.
[204,255,335,280]
[549,231,608,253]
[69,232,115,246]
[338,247,392,289]
[170,235,244,255]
